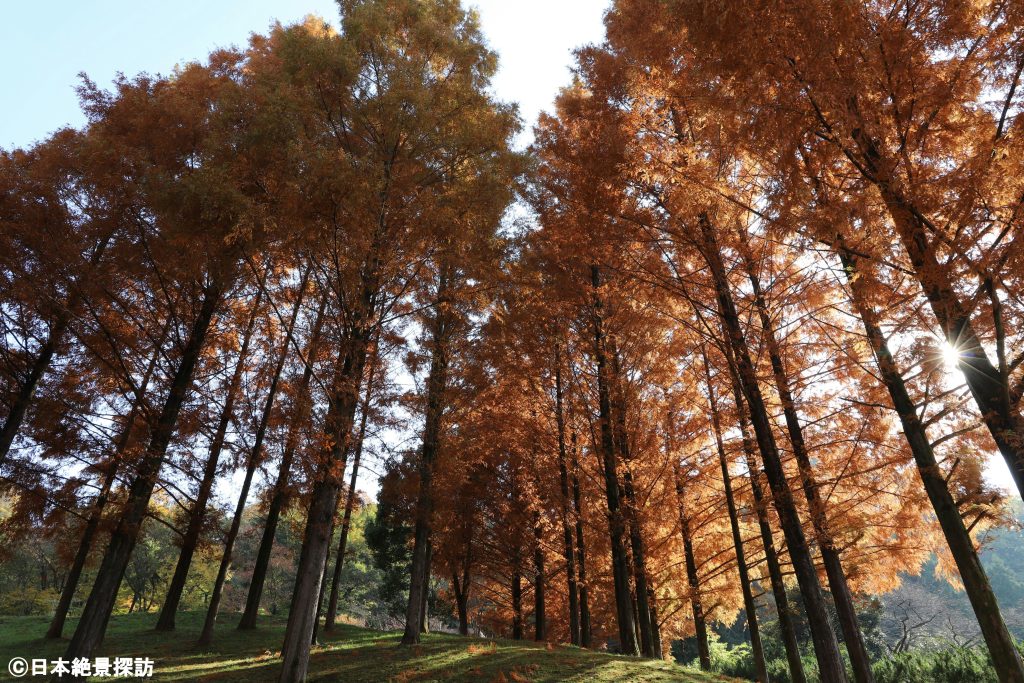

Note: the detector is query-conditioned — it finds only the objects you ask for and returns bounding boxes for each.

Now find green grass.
[0,611,735,682]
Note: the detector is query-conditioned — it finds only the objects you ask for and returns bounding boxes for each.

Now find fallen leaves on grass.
[468,641,498,655]
[392,668,418,683]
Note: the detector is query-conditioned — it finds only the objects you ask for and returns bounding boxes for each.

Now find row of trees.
[1,1,519,681]
[2,1,1023,683]
[380,2,1024,683]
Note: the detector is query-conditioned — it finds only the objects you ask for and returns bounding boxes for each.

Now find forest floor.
[0,611,734,682]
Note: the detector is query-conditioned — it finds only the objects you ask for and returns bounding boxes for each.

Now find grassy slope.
[0,612,733,682]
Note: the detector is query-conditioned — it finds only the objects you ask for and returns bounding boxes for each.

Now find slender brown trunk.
[156,285,264,631]
[277,333,370,681]
[699,215,847,683]
[312,508,340,646]
[238,290,324,630]
[554,346,580,646]
[197,428,260,647]
[590,265,640,656]
[62,280,222,668]
[675,467,711,671]
[419,539,431,634]
[453,528,473,636]
[325,338,379,631]
[837,236,1024,683]
[718,334,807,683]
[648,585,662,658]
[570,433,592,648]
[46,320,168,640]
[702,352,769,683]
[453,573,470,636]
[533,510,546,641]
[609,339,656,657]
[511,563,523,640]
[744,258,873,683]
[402,269,453,646]
[730,372,808,683]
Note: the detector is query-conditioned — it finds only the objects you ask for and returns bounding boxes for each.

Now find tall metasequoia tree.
[272,3,518,676]
[402,267,455,645]
[589,265,640,656]
[835,234,1024,682]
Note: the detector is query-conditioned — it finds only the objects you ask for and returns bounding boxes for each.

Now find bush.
[0,587,59,616]
[873,644,999,683]
[708,639,767,680]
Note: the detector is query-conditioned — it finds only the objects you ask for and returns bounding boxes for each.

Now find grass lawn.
[0,611,736,682]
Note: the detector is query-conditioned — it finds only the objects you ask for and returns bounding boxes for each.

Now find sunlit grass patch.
[0,611,733,682]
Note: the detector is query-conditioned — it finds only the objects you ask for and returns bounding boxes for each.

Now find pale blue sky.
[1,0,611,150]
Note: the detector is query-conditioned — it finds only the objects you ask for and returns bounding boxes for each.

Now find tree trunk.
[277,333,370,681]
[238,290,325,630]
[312,509,340,646]
[62,280,222,667]
[197,428,260,647]
[453,573,470,636]
[533,511,545,642]
[837,235,1024,683]
[402,268,453,646]
[590,264,640,656]
[674,464,711,672]
[570,433,592,648]
[703,352,770,683]
[609,339,657,658]
[554,346,581,646]
[419,539,432,635]
[46,320,168,640]
[744,257,873,683]
[699,214,847,683]
[648,585,662,659]
[732,380,809,683]
[156,285,264,631]
[325,338,380,631]
[511,566,523,640]
[717,338,808,683]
